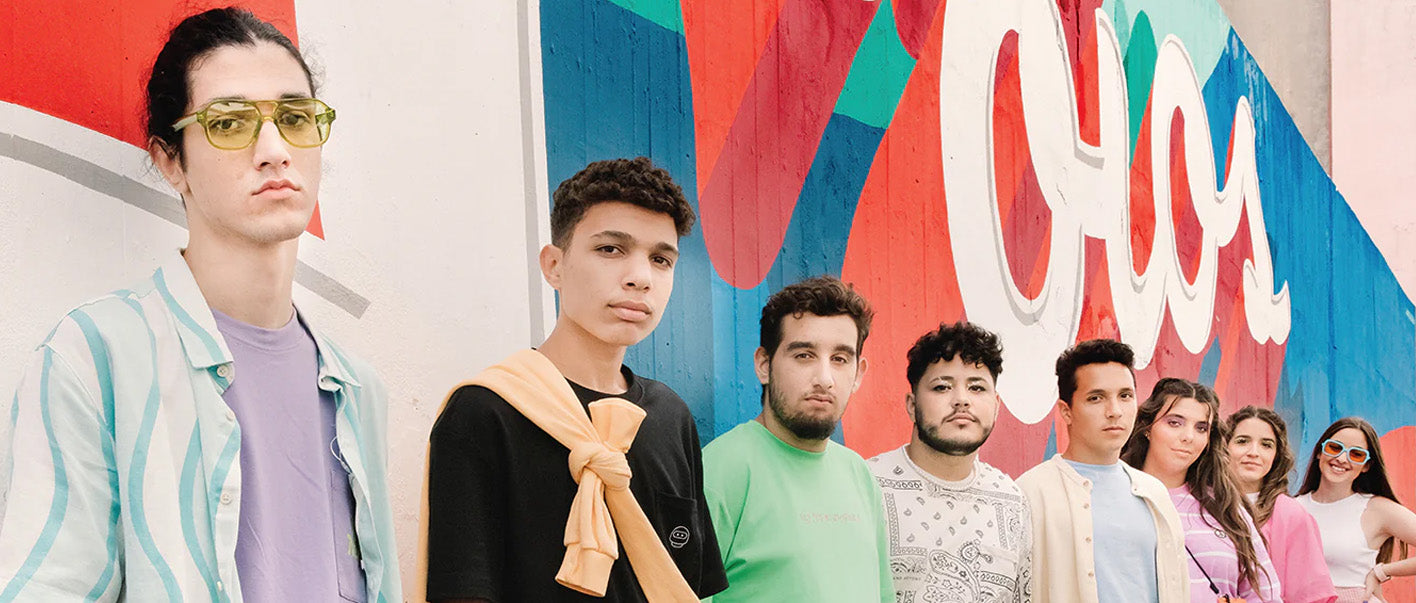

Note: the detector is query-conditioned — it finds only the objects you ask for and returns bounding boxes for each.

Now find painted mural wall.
[3,0,1415,600]
[540,0,1416,597]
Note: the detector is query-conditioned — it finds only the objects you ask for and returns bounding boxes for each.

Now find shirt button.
[216,581,224,592]
[1083,502,1090,509]
[225,409,236,422]
[220,492,233,505]
[217,364,233,379]
[1088,570,1095,578]
[1085,536,1092,543]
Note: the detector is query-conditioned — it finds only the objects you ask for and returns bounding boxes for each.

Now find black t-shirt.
[425,366,728,602]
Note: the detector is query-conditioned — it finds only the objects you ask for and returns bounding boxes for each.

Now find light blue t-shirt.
[1066,459,1160,603]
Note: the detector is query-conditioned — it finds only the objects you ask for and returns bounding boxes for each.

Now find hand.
[1363,568,1386,602]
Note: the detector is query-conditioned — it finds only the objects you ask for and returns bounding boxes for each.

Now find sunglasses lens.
[1323,440,1344,456]
[273,100,331,147]
[204,102,262,149]
[1349,448,1369,464]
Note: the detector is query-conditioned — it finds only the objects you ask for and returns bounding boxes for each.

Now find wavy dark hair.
[1122,378,1268,592]
[1224,406,1294,527]
[1298,417,1410,564]
[905,321,1003,390]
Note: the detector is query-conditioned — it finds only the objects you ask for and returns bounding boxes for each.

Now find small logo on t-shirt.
[669,526,691,549]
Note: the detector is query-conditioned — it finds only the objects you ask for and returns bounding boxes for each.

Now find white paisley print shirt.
[868,447,1032,603]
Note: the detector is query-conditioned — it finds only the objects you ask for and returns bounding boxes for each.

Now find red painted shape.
[682,0,788,191]
[839,1,959,461]
[1,1,326,239]
[1169,109,1204,285]
[697,0,881,288]
[1057,0,1103,146]
[993,32,1053,302]
[979,398,1054,479]
[1130,101,1158,274]
[894,0,944,59]
[1380,426,1416,603]
[1,1,298,148]
[306,202,325,240]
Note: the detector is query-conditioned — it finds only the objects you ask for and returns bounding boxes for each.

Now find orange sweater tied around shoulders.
[413,349,697,602]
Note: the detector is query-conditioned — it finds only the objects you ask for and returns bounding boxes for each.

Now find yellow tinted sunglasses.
[172,98,336,150]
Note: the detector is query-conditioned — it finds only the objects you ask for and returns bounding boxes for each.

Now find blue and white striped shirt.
[0,251,402,602]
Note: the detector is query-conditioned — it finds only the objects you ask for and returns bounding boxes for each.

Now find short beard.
[916,415,992,457]
[765,382,838,442]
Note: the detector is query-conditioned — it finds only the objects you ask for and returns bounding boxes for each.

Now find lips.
[609,301,652,322]
[944,413,978,424]
[254,179,298,195]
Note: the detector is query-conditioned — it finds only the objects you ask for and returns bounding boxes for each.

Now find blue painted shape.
[541,0,716,441]
[1201,29,1416,454]
[1197,340,1221,386]
[541,0,887,444]
[704,113,885,444]
[1044,422,1058,459]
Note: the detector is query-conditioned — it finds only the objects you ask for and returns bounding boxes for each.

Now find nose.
[622,253,653,291]
[1103,396,1122,418]
[810,358,835,390]
[251,116,292,170]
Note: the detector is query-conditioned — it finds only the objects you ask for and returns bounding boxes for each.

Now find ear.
[1055,399,1072,426]
[905,391,917,422]
[753,347,771,386]
[539,244,564,290]
[149,138,189,198]
[850,356,868,394]
[991,392,1002,421]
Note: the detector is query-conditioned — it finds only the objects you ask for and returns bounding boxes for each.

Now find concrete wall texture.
[1,0,1414,600]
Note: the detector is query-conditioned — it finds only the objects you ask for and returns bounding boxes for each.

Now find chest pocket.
[651,491,702,586]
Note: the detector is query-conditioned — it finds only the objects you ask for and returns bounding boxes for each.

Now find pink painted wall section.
[1331,0,1416,300]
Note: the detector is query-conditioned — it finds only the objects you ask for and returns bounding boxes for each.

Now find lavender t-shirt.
[214,309,367,602]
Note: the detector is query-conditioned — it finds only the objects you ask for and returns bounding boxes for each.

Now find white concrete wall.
[0,1,550,596]
[1331,0,1416,300]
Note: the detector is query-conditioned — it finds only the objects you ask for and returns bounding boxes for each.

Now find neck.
[1238,478,1262,496]
[755,414,828,453]
[1313,479,1356,503]
[1141,457,1187,489]
[1061,440,1120,466]
[538,319,629,394]
[184,235,298,329]
[906,438,976,482]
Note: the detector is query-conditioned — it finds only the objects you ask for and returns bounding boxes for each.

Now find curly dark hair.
[1055,338,1135,404]
[760,276,874,356]
[905,321,1003,390]
[550,157,695,246]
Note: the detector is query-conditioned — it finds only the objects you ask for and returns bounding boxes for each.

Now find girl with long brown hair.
[1225,406,1335,603]
[1122,378,1278,602]
[1297,417,1416,602]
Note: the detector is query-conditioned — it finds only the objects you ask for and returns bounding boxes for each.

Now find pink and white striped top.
[1170,485,1281,603]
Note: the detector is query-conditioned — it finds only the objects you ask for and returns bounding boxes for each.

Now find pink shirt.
[1258,494,1337,603]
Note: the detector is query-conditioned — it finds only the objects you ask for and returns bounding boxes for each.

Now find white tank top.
[1296,492,1379,587]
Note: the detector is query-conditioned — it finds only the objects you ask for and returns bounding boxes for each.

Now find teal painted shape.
[1124,11,1158,158]
[1102,0,1232,81]
[834,0,916,129]
[606,0,684,33]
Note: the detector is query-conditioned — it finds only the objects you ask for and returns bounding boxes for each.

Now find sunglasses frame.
[171,98,336,150]
[1320,438,1370,465]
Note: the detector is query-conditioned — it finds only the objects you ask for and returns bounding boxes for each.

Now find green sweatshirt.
[701,421,893,603]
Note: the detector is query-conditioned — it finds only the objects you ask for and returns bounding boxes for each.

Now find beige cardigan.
[1016,455,1190,603]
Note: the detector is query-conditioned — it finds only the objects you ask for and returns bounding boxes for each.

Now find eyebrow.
[783,341,857,356]
[589,230,680,256]
[203,92,313,104]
